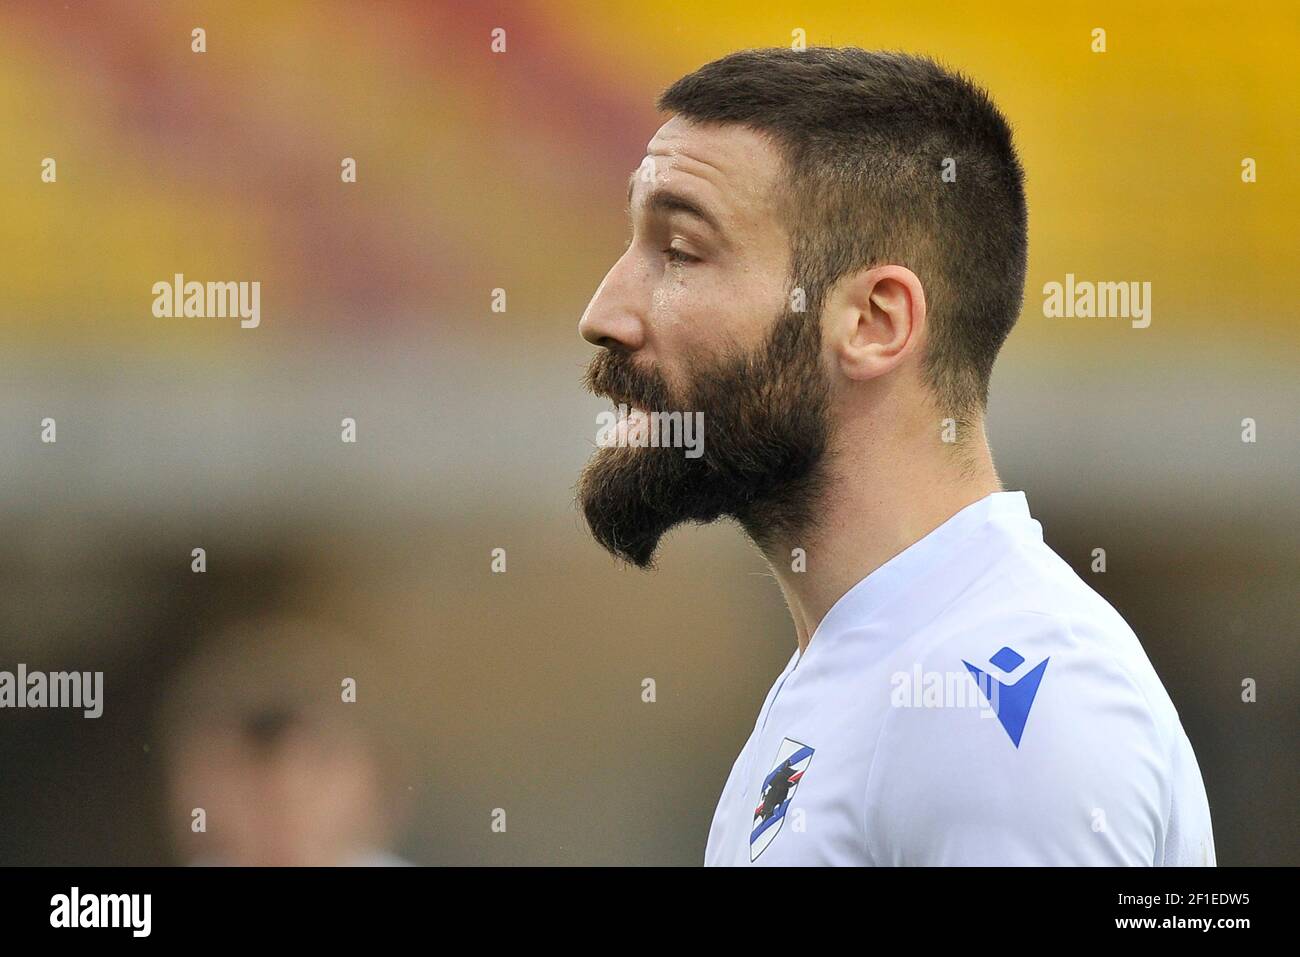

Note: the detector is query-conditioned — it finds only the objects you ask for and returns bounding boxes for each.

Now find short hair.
[658,47,1029,418]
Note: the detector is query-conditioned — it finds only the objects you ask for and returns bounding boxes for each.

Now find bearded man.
[576,48,1214,867]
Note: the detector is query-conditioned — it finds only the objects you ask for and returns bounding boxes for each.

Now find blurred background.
[0,0,1295,865]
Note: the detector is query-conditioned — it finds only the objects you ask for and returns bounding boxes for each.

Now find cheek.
[651,271,760,345]
[647,283,719,388]
[646,264,786,385]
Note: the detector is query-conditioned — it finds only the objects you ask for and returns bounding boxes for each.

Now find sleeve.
[862,613,1171,866]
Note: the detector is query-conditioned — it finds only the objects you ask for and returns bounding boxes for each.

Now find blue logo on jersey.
[749,738,814,861]
[962,646,1049,748]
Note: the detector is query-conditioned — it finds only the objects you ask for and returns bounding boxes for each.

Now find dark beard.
[576,306,832,568]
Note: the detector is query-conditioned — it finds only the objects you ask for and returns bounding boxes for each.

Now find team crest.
[750,737,814,861]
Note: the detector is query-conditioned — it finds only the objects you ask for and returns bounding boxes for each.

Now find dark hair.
[658,47,1028,418]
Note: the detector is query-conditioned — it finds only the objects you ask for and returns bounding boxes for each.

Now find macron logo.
[962,646,1049,748]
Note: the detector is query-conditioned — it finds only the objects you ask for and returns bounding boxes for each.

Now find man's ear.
[824,265,927,382]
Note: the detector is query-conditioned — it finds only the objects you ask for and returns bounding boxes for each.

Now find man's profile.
[575,47,1214,866]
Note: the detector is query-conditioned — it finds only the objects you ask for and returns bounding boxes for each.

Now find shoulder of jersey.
[908,530,1181,755]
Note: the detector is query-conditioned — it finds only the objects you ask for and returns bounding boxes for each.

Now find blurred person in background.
[158,616,412,867]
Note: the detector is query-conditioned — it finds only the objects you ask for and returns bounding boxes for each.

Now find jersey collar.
[802,490,1036,657]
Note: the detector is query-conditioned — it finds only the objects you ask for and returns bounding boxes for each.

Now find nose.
[579,254,647,353]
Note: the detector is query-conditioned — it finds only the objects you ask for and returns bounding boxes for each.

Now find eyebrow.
[626,170,724,236]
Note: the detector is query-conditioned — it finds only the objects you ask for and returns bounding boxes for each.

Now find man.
[575,48,1215,866]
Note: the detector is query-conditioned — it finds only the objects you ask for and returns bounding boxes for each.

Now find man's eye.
[664,247,698,265]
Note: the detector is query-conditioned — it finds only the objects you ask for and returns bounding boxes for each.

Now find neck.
[757,418,1002,655]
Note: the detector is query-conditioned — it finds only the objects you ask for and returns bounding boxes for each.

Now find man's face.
[577,117,832,567]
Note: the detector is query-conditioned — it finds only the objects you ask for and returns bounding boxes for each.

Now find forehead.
[632,116,785,225]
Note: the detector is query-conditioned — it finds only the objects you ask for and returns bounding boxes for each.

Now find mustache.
[583,350,676,412]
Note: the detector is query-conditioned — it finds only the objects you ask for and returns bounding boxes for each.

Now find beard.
[577,304,832,568]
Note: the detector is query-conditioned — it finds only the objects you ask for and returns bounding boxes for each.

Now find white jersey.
[704,491,1216,866]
